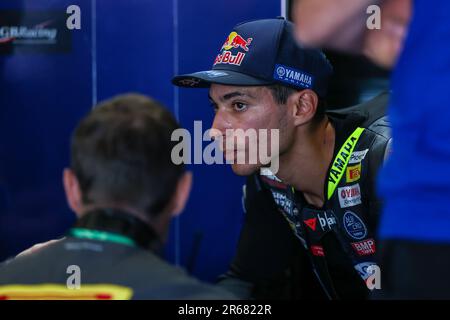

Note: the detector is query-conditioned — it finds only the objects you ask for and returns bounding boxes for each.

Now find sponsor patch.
[311,245,325,257]
[346,163,361,183]
[343,211,367,240]
[338,184,362,208]
[271,191,294,215]
[354,262,378,281]
[317,211,338,231]
[304,218,317,231]
[351,238,376,256]
[349,149,369,164]
[214,31,252,66]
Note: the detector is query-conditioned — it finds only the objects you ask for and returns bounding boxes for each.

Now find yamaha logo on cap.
[274,64,314,89]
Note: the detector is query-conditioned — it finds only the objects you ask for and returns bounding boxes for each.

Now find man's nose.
[210,110,230,140]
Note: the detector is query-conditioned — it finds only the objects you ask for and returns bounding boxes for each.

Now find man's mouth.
[224,149,251,163]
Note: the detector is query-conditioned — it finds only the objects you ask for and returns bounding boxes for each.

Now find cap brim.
[172,70,273,88]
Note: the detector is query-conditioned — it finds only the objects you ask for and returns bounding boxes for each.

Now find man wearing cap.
[173,18,391,299]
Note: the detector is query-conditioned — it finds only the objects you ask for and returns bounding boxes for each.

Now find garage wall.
[0,0,281,282]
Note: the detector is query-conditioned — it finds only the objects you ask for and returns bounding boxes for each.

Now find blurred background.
[0,0,389,282]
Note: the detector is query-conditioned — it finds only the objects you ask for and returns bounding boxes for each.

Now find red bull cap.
[172,17,333,98]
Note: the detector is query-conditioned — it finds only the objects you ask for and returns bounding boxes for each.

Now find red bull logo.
[214,32,253,66]
[221,31,253,51]
[214,51,245,66]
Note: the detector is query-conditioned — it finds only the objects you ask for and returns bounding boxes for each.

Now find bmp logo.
[351,238,376,256]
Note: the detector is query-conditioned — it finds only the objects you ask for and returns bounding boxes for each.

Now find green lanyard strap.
[327,127,365,200]
[69,228,136,247]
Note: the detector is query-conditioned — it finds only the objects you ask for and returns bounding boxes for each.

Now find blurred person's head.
[362,0,411,68]
[293,0,412,69]
[62,93,192,243]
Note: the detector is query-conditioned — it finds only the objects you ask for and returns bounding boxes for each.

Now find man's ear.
[63,168,83,217]
[171,171,193,217]
[290,89,319,126]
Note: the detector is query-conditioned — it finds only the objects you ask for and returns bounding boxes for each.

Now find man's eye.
[233,102,247,112]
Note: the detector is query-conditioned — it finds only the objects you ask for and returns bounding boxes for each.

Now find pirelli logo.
[0,284,133,300]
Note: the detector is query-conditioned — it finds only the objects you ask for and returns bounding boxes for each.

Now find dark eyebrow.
[222,91,246,101]
[209,90,256,103]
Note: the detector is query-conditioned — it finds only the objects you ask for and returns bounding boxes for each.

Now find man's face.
[208,84,293,176]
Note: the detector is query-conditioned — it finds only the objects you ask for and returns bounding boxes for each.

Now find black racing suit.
[218,92,391,300]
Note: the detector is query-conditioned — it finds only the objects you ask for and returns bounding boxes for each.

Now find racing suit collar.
[71,208,162,252]
[326,111,367,152]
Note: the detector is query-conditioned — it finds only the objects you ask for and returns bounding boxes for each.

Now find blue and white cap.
[172,17,333,98]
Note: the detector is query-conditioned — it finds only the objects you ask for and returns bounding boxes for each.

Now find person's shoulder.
[362,114,391,160]
[336,91,392,148]
[328,91,391,136]
[126,251,236,299]
[0,239,65,283]
[0,240,237,300]
[329,92,389,122]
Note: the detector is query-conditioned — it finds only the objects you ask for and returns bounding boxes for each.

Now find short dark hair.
[71,93,183,218]
[268,84,327,123]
